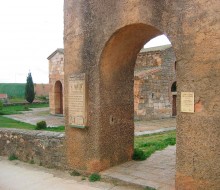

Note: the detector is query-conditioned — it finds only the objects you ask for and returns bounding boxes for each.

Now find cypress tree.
[25,72,35,103]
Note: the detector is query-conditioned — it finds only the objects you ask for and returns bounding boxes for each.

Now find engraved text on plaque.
[68,73,86,127]
[181,92,194,113]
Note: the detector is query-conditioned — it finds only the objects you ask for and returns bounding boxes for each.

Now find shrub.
[132,148,146,161]
[36,120,47,130]
[8,153,18,161]
[81,176,86,180]
[89,173,101,182]
[70,170,80,176]
[144,187,156,190]
[23,105,29,111]
[164,137,176,145]
[37,96,48,101]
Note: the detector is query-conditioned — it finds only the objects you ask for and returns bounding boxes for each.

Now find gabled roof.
[47,48,64,60]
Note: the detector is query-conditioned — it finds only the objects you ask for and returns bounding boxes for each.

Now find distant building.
[134,45,176,120]
[47,45,176,119]
[0,94,8,103]
[47,49,64,115]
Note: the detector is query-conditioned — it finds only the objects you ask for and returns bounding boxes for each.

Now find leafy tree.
[25,72,35,103]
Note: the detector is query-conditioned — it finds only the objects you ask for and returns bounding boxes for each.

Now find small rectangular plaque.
[181,92,194,113]
[68,73,87,127]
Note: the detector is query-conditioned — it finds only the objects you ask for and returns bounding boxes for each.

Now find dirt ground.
[0,156,145,190]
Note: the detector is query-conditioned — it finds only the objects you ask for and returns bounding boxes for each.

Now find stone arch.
[64,1,219,189]
[100,23,163,69]
[54,80,63,114]
[98,23,176,166]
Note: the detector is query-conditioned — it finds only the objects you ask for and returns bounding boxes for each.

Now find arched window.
[171,81,177,92]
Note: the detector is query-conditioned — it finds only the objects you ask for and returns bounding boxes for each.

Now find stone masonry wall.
[134,46,176,120]
[0,128,66,169]
[48,51,64,115]
[35,84,49,97]
[48,46,175,120]
[49,52,64,77]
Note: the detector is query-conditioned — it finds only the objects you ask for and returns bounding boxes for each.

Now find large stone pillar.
[175,1,220,189]
[64,0,107,172]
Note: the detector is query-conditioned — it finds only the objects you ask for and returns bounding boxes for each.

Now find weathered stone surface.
[64,0,220,189]
[48,49,64,115]
[0,128,66,169]
[48,45,176,121]
[134,46,176,120]
[34,84,49,97]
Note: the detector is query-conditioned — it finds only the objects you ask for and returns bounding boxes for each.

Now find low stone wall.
[0,128,66,169]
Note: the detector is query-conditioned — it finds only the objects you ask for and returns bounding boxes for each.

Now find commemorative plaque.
[181,92,194,113]
[68,73,87,128]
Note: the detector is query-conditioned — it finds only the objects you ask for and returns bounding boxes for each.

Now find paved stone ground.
[135,118,176,136]
[4,108,64,127]
[0,156,144,190]
[101,146,176,190]
[5,108,176,133]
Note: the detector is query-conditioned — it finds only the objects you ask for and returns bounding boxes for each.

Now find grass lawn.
[0,116,65,132]
[10,97,48,104]
[0,103,49,115]
[0,116,36,130]
[43,126,65,132]
[133,130,176,160]
[9,97,26,103]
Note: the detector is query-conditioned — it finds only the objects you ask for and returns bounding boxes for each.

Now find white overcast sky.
[0,0,170,84]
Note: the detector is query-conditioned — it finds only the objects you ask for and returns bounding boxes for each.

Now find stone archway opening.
[54,80,63,114]
[100,23,176,163]
[65,1,219,188]
[99,24,177,188]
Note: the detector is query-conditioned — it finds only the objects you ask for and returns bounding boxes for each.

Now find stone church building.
[48,45,176,120]
[134,44,176,120]
[47,49,64,115]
